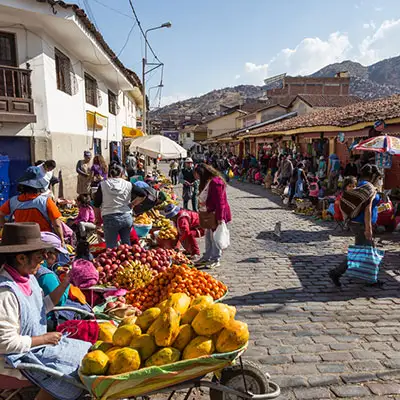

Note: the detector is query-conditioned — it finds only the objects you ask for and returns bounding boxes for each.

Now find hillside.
[151,55,400,118]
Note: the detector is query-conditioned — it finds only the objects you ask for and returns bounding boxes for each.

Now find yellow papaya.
[112,324,142,347]
[157,299,168,313]
[164,293,191,315]
[145,347,181,367]
[119,315,137,327]
[136,307,161,332]
[108,348,141,375]
[172,324,194,352]
[182,336,215,360]
[154,307,180,347]
[182,295,213,325]
[98,322,117,342]
[130,334,157,361]
[81,350,109,375]
[90,341,114,353]
[192,303,231,336]
[216,320,249,353]
[227,305,237,320]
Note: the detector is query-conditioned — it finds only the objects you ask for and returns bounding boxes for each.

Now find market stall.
[130,134,187,160]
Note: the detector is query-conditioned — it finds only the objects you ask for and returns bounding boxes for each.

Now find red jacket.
[177,209,202,240]
[206,177,232,223]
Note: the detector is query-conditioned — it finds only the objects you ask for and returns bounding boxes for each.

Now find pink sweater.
[75,206,95,224]
[205,177,232,223]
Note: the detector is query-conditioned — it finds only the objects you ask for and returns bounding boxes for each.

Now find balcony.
[0,65,36,123]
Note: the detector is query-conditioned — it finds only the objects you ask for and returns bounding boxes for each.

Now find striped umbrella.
[354,135,400,155]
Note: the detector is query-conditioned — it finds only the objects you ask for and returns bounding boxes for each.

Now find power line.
[127,0,162,64]
[89,0,134,20]
[117,22,138,57]
[82,0,99,29]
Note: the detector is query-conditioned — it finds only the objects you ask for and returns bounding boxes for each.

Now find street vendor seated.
[36,232,91,330]
[0,222,91,400]
[163,204,204,262]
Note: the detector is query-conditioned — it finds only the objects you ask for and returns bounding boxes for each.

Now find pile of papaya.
[80,293,249,376]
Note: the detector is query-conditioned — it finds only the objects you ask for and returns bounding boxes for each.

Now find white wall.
[0,2,141,197]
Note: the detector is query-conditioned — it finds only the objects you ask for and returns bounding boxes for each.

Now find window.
[108,90,117,115]
[0,32,17,66]
[55,49,72,95]
[186,132,191,138]
[85,73,98,106]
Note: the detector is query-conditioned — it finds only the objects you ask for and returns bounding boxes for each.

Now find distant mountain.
[151,55,400,119]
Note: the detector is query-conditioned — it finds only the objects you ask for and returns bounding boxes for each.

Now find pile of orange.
[126,264,227,311]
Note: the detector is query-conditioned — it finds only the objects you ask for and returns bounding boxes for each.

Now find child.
[308,175,320,205]
[74,194,96,239]
[163,204,204,261]
[254,169,263,185]
[333,176,357,221]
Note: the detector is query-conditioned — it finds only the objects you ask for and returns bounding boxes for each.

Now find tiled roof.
[247,94,400,137]
[292,94,363,108]
[35,0,142,91]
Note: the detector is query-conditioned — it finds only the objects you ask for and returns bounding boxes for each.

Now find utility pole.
[142,22,171,134]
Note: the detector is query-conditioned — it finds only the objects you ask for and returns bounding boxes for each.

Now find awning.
[87,111,108,130]
[122,127,145,138]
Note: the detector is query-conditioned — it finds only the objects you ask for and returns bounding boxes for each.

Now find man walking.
[181,158,198,211]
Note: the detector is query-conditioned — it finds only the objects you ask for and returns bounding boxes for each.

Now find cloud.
[235,74,241,80]
[244,62,269,73]
[358,19,400,64]
[238,19,400,83]
[363,20,376,29]
[241,32,351,82]
[375,6,383,11]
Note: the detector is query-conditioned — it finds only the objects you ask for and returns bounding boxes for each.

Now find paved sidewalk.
[210,180,400,399]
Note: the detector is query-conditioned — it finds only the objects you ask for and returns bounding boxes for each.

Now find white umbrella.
[129,135,187,159]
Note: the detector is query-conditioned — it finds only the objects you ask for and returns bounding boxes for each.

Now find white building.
[0,0,143,198]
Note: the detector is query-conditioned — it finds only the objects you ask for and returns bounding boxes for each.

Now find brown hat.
[0,223,54,254]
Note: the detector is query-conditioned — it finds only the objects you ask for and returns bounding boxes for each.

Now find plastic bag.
[228,169,234,179]
[214,222,230,250]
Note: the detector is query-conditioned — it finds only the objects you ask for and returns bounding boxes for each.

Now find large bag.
[214,222,230,250]
[199,211,217,230]
[340,182,376,220]
[345,245,384,283]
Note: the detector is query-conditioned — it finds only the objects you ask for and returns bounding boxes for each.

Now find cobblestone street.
[207,180,400,399]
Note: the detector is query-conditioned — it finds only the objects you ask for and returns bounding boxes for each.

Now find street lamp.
[142,22,172,135]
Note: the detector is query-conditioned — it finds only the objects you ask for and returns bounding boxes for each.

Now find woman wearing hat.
[163,204,204,261]
[0,223,91,400]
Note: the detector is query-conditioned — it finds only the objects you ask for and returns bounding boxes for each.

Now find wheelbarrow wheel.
[210,360,270,400]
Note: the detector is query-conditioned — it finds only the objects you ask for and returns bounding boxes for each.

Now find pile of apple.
[93,244,172,286]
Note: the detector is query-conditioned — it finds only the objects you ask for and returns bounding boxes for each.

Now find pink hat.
[40,232,69,254]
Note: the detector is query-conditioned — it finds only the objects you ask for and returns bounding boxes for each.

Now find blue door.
[0,137,32,203]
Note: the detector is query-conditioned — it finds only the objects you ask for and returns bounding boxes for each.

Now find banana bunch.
[113,261,153,290]
[158,226,178,240]
[153,217,171,229]
[135,213,152,225]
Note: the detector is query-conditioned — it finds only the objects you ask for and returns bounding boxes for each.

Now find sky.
[76,0,400,107]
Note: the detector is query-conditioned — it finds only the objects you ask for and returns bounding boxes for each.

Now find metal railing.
[0,65,32,99]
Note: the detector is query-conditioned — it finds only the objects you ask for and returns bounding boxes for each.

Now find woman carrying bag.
[195,163,231,268]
